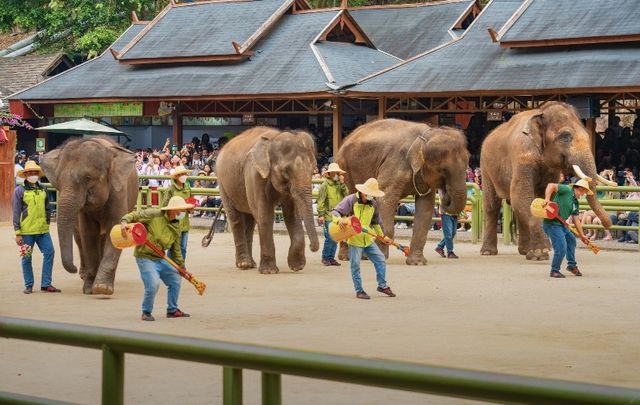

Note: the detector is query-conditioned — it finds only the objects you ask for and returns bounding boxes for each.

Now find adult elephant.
[336,119,469,265]
[480,101,615,260]
[216,127,320,274]
[41,137,138,294]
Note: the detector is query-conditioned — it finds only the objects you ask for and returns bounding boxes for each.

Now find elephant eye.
[556,131,573,144]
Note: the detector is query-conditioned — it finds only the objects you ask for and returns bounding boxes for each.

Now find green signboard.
[35,138,45,152]
[54,102,143,118]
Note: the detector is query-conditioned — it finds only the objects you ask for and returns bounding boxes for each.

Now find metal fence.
[1,316,639,405]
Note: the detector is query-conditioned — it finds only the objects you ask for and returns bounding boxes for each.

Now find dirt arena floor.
[1,223,639,404]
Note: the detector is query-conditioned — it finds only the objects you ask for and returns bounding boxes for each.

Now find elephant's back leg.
[480,178,501,255]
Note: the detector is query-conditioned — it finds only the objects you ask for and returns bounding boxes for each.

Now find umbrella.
[35,118,124,135]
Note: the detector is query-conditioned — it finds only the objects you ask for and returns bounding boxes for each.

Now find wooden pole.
[172,102,182,147]
[0,128,17,222]
[378,96,385,120]
[332,98,342,158]
[586,117,596,158]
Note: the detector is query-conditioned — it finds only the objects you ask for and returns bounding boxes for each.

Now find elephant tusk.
[572,165,592,183]
[596,173,617,187]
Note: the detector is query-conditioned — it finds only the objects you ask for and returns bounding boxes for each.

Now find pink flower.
[18,243,33,258]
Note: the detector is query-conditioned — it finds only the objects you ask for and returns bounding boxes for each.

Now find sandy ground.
[0,223,639,404]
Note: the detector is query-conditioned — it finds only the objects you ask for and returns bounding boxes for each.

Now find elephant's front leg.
[480,180,501,255]
[405,193,435,265]
[377,195,402,259]
[92,233,124,295]
[511,172,550,261]
[77,215,101,294]
[282,199,305,271]
[255,202,279,274]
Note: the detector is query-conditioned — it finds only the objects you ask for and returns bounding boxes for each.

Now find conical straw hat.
[161,196,194,211]
[355,178,385,197]
[17,160,44,178]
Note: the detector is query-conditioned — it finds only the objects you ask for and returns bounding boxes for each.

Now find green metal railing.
[1,317,639,405]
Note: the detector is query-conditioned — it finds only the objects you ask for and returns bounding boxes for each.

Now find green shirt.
[543,184,579,225]
[161,180,191,232]
[121,209,184,266]
[317,178,349,220]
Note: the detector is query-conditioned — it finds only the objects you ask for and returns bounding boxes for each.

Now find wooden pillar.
[332,98,342,157]
[378,96,386,120]
[0,128,17,222]
[172,102,183,146]
[586,118,596,157]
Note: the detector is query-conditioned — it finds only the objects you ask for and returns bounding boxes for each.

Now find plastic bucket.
[110,223,148,249]
[530,198,556,219]
[328,216,362,242]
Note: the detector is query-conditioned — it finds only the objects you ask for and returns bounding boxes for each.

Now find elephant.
[336,119,470,265]
[480,101,615,260]
[41,136,138,294]
[216,127,320,274]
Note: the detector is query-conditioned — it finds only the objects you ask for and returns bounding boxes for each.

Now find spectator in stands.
[14,153,26,186]
[395,202,415,229]
[616,170,640,243]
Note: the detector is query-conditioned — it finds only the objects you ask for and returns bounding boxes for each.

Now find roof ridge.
[348,0,472,11]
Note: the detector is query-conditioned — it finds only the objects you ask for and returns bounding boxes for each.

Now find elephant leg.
[480,179,501,255]
[282,199,305,271]
[511,179,550,261]
[225,203,255,269]
[256,206,278,274]
[406,193,435,265]
[376,195,401,259]
[92,234,123,295]
[242,214,257,268]
[77,215,101,294]
[516,215,530,255]
[337,242,349,261]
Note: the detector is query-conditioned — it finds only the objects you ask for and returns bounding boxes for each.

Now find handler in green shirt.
[317,163,349,266]
[161,165,192,260]
[121,196,193,321]
[542,179,591,278]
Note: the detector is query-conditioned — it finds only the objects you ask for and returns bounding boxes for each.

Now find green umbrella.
[35,118,125,135]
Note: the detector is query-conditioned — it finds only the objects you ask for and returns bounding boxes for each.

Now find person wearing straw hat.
[332,178,396,299]
[12,160,60,294]
[120,196,194,321]
[541,178,592,278]
[317,162,349,266]
[161,165,192,261]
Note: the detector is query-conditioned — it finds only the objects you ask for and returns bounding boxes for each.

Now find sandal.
[41,285,61,293]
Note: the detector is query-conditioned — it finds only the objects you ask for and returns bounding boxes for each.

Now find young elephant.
[41,137,138,294]
[216,127,320,274]
[480,102,615,260]
[336,119,469,265]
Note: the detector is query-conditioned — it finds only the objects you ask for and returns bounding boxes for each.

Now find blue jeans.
[322,221,338,260]
[21,233,55,289]
[135,257,182,314]
[168,231,188,261]
[437,214,457,253]
[349,243,388,293]
[542,222,577,273]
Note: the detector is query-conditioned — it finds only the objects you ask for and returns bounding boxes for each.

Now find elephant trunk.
[56,192,83,273]
[573,161,613,228]
[293,187,320,252]
[442,173,468,215]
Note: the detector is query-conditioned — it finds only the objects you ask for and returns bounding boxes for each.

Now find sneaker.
[141,313,155,321]
[447,252,459,259]
[167,309,190,318]
[377,286,396,297]
[23,287,33,294]
[321,259,331,266]
[328,259,341,266]
[356,291,370,300]
[41,285,61,293]
[435,247,446,258]
[550,271,566,278]
[566,266,582,276]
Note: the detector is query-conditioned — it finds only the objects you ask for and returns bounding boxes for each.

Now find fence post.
[223,367,243,405]
[136,189,142,211]
[502,200,512,245]
[262,372,281,405]
[471,196,479,243]
[102,345,124,405]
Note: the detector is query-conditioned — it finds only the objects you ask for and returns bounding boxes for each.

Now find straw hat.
[570,179,594,195]
[325,162,346,175]
[355,178,385,197]
[171,166,191,177]
[17,160,44,179]
[161,196,194,211]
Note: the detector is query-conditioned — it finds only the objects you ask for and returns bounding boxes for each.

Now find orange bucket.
[328,216,362,242]
[110,223,148,249]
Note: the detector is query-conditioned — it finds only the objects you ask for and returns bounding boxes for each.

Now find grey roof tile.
[0,53,68,94]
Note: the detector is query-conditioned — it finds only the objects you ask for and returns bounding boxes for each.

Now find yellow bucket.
[110,223,148,249]
[328,216,362,242]
[530,198,556,219]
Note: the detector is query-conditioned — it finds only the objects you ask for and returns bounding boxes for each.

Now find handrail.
[1,317,638,405]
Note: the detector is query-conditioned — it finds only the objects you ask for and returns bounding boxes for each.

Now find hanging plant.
[0,111,33,129]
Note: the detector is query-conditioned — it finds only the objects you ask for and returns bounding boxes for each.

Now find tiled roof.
[350,0,475,59]
[0,53,70,94]
[353,0,640,94]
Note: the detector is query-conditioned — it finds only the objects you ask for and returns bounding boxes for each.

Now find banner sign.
[54,102,143,118]
[35,138,45,152]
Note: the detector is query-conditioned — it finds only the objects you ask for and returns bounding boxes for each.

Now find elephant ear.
[110,149,136,193]
[407,132,428,175]
[249,136,271,179]
[521,109,545,150]
[40,149,61,188]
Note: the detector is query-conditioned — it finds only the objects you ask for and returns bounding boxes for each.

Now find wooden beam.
[172,102,182,147]
[131,11,139,23]
[500,34,640,48]
[117,52,251,64]
[378,96,385,120]
[332,98,342,157]
[586,118,596,157]
[0,127,17,222]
